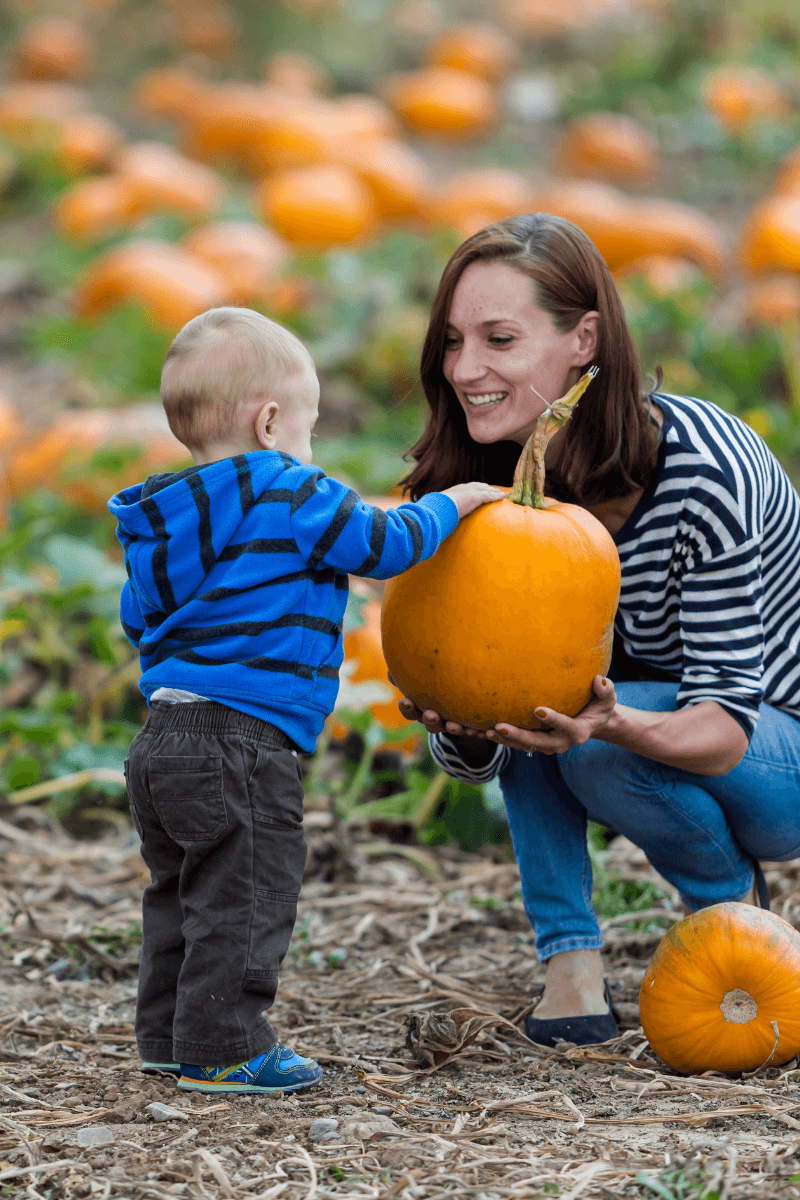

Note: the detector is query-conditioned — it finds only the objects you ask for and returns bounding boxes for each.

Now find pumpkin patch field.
[3,0,800,1196]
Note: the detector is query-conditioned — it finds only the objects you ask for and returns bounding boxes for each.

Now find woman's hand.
[388,672,488,738]
[486,674,617,755]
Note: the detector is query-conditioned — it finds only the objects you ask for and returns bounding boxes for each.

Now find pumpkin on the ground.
[700,65,790,134]
[738,195,800,275]
[555,112,660,185]
[257,164,377,249]
[73,239,231,330]
[381,370,621,730]
[640,903,800,1074]
[424,21,516,84]
[383,66,498,140]
[181,221,290,304]
[8,18,92,83]
[5,404,190,513]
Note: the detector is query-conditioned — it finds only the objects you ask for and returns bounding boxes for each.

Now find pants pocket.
[247,746,307,895]
[246,889,298,978]
[148,754,227,841]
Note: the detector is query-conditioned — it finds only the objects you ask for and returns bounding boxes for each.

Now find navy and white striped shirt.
[109,451,458,753]
[432,392,800,782]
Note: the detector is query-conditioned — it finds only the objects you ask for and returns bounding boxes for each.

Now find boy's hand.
[442,482,507,520]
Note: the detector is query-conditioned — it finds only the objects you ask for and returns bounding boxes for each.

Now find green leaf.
[43,536,127,591]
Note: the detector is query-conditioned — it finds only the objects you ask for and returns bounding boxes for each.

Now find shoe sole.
[177,1073,321,1094]
[140,1062,181,1076]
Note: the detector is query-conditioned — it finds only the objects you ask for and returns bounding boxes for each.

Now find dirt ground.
[2,809,800,1200]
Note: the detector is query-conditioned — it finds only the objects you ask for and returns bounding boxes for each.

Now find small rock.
[354,1085,366,1093]
[146,1102,191,1122]
[308,1117,339,1140]
[105,1100,139,1124]
[340,1113,399,1140]
[319,1131,342,1142]
[46,957,75,981]
[372,1106,392,1115]
[76,1126,115,1148]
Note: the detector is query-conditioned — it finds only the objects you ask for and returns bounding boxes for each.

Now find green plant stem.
[337,739,379,818]
[304,720,334,798]
[6,767,127,806]
[411,770,449,831]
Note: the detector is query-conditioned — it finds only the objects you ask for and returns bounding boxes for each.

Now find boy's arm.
[289,472,458,577]
[120,580,146,649]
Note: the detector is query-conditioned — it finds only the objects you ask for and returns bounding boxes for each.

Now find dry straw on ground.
[2,813,800,1199]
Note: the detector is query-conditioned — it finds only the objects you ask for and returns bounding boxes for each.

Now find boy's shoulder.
[140,451,322,501]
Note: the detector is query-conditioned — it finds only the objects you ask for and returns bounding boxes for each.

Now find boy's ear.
[255,401,279,450]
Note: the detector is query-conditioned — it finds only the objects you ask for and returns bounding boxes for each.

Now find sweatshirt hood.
[107,452,296,613]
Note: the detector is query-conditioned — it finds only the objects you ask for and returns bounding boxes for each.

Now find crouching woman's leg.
[556,682,800,911]
[498,749,609,1018]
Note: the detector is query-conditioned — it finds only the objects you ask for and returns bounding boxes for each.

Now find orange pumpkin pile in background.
[0,3,799,759]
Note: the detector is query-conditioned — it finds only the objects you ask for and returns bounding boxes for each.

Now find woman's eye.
[443,337,460,348]
[489,335,513,346]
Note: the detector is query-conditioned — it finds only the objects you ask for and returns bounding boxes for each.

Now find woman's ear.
[574,311,599,364]
[255,400,280,450]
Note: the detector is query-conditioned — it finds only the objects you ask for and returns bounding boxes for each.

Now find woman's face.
[442,260,598,446]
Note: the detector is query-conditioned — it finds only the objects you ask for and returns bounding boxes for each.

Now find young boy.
[109,306,504,1095]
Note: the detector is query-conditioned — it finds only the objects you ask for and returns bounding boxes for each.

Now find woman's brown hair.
[399,213,661,505]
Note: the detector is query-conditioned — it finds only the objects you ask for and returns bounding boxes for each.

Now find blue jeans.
[498,682,800,961]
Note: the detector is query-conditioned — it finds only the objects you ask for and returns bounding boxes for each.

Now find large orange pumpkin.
[56,112,124,175]
[700,66,790,135]
[115,141,226,221]
[381,370,621,730]
[555,112,660,185]
[332,138,433,222]
[181,221,290,303]
[5,405,190,513]
[9,18,92,84]
[738,195,800,275]
[0,82,88,152]
[424,21,516,84]
[257,164,377,249]
[640,903,800,1074]
[384,67,498,140]
[427,169,535,231]
[53,174,144,242]
[176,83,276,169]
[73,239,231,330]
[129,65,210,122]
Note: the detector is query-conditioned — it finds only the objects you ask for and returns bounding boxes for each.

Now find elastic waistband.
[146,700,299,752]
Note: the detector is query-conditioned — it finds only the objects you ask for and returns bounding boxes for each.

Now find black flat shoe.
[524,979,619,1048]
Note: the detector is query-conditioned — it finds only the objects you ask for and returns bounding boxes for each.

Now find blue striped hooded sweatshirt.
[108,451,459,753]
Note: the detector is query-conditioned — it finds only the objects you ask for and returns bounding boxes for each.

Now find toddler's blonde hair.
[161,306,312,451]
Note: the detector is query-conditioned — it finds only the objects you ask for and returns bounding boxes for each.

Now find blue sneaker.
[140,1061,181,1076]
[177,1044,322,1094]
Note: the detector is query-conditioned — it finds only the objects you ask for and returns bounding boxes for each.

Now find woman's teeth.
[467,392,506,407]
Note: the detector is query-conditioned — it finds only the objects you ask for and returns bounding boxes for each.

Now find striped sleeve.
[289,472,458,577]
[676,536,765,737]
[429,733,510,783]
[120,580,145,649]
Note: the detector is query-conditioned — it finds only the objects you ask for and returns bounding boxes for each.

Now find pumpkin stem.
[510,366,599,509]
[720,987,758,1024]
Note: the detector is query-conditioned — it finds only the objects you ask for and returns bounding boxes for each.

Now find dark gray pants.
[124,701,306,1066]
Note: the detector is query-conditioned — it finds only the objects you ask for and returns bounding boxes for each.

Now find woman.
[394,213,800,1047]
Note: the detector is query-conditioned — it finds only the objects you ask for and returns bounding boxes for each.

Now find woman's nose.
[449,340,487,386]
